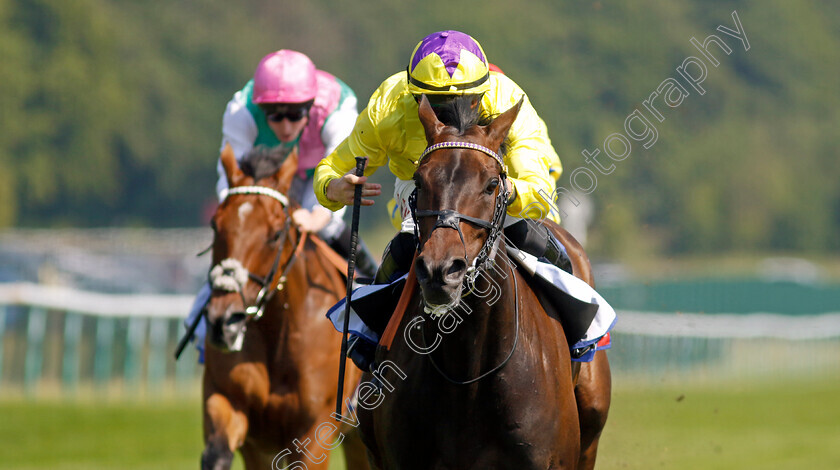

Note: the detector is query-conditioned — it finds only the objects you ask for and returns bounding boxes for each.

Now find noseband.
[409,141,511,279]
[210,186,303,320]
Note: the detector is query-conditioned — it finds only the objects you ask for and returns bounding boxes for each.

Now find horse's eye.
[485,178,500,194]
[269,229,283,243]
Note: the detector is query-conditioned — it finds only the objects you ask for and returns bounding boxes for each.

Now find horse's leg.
[363,450,384,470]
[239,443,261,470]
[239,441,280,470]
[574,350,612,470]
[340,426,372,470]
[540,222,612,470]
[285,423,335,470]
[202,393,249,470]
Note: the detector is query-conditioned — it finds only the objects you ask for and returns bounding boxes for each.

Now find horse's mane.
[433,96,510,157]
[239,145,293,181]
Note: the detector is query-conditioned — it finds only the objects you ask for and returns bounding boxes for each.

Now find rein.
[420,252,520,385]
[410,141,511,280]
[209,185,304,320]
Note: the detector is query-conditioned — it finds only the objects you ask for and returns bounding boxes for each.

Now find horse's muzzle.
[208,310,248,352]
[415,255,467,306]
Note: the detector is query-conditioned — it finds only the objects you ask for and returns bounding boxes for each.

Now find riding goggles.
[266,107,309,122]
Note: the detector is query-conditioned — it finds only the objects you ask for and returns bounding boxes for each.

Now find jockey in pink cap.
[184,50,377,362]
[217,49,376,275]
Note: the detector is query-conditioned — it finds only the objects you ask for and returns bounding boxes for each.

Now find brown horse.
[202,144,370,470]
[356,96,610,469]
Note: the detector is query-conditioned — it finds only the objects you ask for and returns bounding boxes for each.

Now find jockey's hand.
[326,165,381,206]
[292,207,332,233]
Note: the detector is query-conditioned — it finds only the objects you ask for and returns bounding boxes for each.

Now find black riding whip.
[335,156,367,418]
[174,307,204,360]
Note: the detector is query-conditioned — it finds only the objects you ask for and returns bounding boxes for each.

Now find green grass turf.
[598,376,840,469]
[2,376,838,469]
[0,397,346,470]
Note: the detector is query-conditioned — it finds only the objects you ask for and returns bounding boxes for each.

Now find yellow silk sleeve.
[314,77,398,211]
[484,75,561,223]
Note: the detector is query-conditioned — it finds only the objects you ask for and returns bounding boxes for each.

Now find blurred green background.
[1,0,839,468]
[2,0,838,261]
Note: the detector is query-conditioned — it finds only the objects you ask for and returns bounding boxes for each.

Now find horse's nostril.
[225,312,247,326]
[445,258,467,281]
[415,257,431,282]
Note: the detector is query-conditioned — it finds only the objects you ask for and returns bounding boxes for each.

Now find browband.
[417,141,507,173]
[220,186,289,207]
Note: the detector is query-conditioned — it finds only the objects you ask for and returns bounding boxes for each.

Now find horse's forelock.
[433,96,483,135]
[239,145,293,181]
[433,97,510,158]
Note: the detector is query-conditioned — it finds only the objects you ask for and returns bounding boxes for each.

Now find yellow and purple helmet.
[407,30,491,96]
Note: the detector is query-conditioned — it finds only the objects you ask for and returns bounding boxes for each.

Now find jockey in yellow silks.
[315,30,568,277]
[314,32,563,227]
[314,31,584,371]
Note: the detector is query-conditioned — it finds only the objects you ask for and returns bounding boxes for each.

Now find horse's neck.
[425,252,518,373]
[259,228,342,352]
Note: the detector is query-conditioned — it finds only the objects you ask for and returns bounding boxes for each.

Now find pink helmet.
[252,50,317,104]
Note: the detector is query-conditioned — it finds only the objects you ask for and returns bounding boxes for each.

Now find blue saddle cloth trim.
[326,274,408,344]
[326,245,618,364]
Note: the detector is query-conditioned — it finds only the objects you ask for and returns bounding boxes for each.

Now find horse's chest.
[380,377,562,467]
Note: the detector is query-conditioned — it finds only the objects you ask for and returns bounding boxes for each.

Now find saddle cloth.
[326,248,616,362]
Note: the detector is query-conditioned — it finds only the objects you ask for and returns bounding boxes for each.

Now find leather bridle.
[409,141,511,281]
[410,140,520,385]
[210,186,305,320]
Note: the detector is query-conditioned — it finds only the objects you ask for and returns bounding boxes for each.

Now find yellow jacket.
[314,71,562,222]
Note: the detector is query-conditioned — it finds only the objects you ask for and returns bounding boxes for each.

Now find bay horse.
[202,144,370,470]
[356,96,611,469]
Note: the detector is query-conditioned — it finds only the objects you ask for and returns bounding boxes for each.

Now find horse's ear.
[417,94,445,143]
[485,97,523,149]
[221,143,245,187]
[272,146,298,194]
